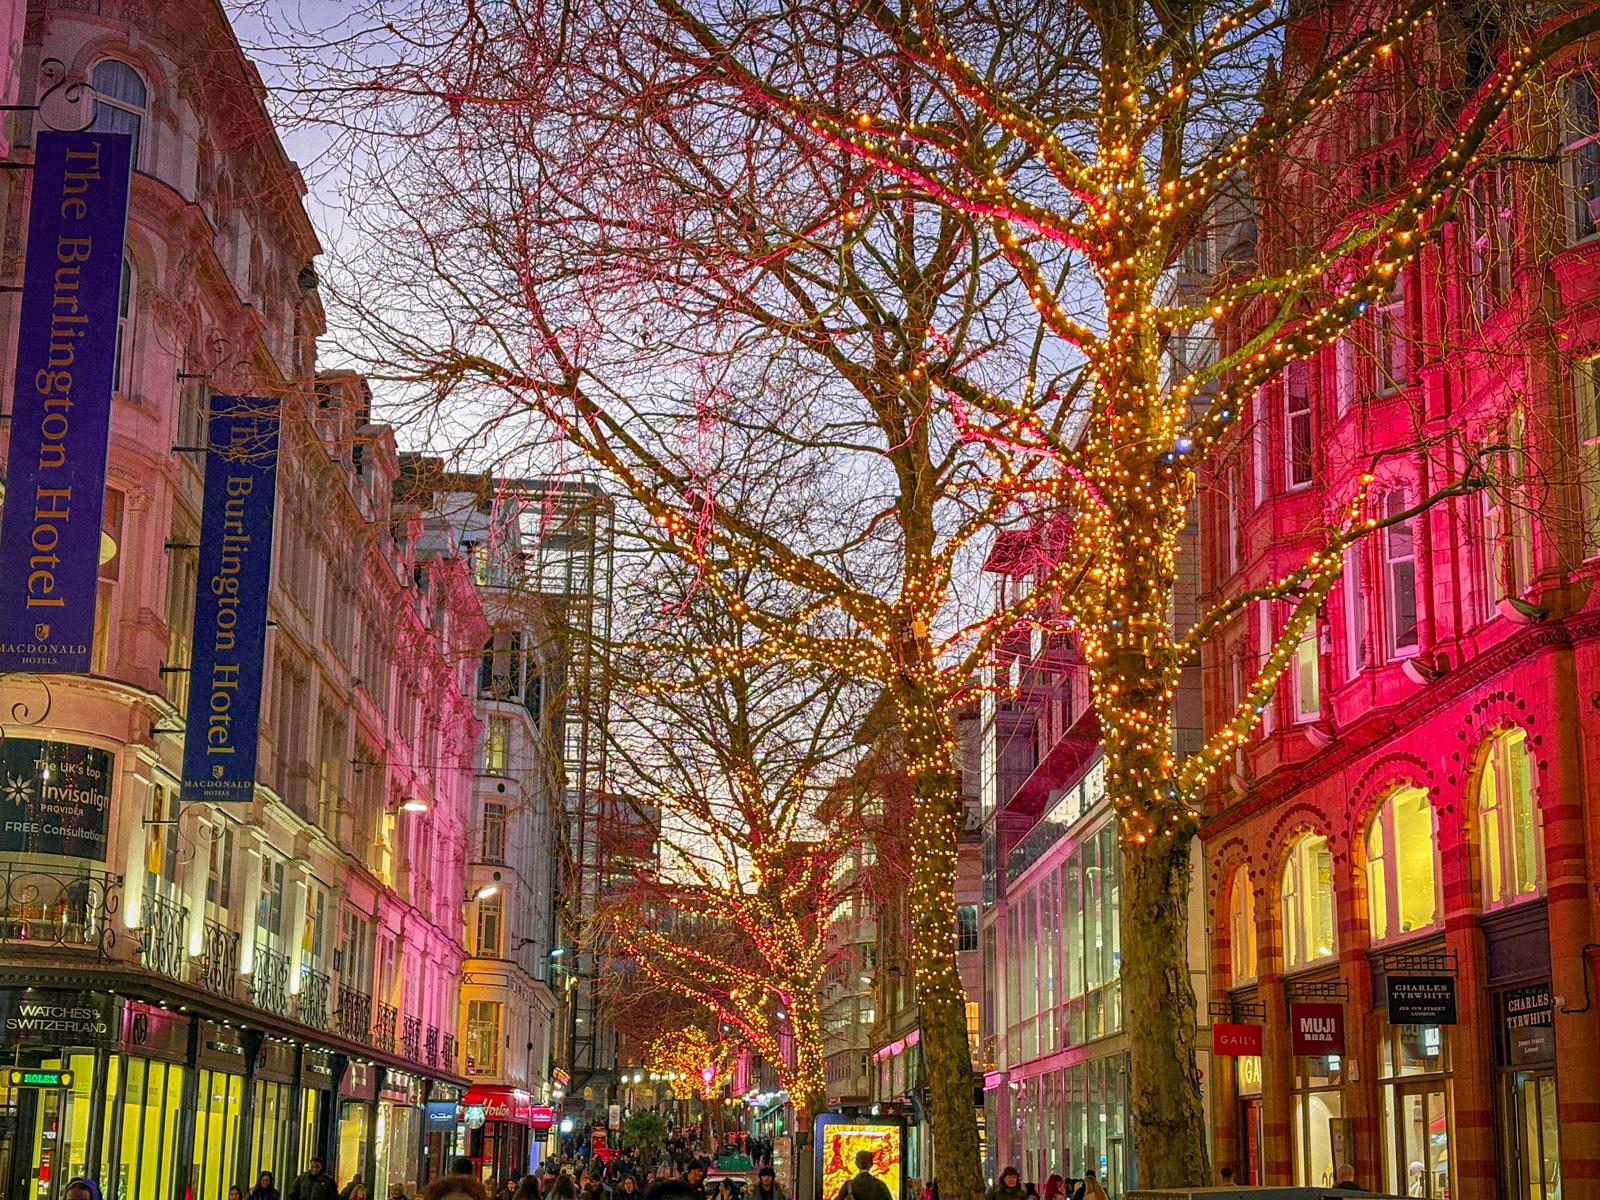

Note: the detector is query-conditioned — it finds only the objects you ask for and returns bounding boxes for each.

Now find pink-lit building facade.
[1196,26,1600,1200]
[0,4,488,1197]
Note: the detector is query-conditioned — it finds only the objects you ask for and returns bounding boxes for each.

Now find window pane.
[1392,787,1437,934]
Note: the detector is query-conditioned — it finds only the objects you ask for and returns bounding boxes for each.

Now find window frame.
[1285,361,1314,490]
[1228,867,1258,986]
[1564,71,1600,245]
[1365,786,1440,943]
[1476,729,1544,910]
[1281,833,1336,970]
[1375,274,1410,394]
[1576,358,1600,559]
[1291,621,1320,723]
[1382,489,1419,659]
[88,58,149,169]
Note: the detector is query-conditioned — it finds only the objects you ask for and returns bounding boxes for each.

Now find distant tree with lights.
[592,586,874,1132]
[270,0,1600,1186]
[645,1025,738,1143]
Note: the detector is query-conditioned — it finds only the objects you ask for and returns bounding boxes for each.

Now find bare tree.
[252,0,1600,1187]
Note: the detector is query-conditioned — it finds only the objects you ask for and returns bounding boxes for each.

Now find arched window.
[1366,786,1438,941]
[113,256,133,394]
[1228,866,1258,985]
[1282,834,1335,969]
[1478,729,1542,907]
[89,60,148,166]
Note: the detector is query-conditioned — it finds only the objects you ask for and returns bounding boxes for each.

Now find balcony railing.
[250,945,292,1017]
[0,865,120,953]
[2,864,459,1070]
[137,889,190,981]
[374,1001,398,1053]
[196,918,240,1000]
[298,966,332,1030]
[336,983,373,1044]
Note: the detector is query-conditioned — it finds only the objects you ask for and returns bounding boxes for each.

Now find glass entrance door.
[1505,1071,1560,1200]
[1385,1084,1452,1197]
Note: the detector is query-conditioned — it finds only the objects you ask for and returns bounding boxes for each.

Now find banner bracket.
[157,662,191,676]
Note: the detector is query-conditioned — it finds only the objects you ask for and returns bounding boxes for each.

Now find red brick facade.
[1197,29,1600,1200]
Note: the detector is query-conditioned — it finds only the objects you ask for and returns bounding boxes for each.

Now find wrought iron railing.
[138,889,190,981]
[196,918,239,999]
[2,864,456,1066]
[374,1001,398,1053]
[0,864,120,953]
[250,944,292,1016]
[298,966,332,1030]
[336,983,372,1043]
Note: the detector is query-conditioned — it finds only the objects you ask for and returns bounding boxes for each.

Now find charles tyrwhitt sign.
[181,396,280,801]
[0,131,133,672]
[1386,974,1459,1026]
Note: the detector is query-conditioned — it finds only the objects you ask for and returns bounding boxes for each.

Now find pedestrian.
[1333,1164,1363,1191]
[837,1151,892,1200]
[681,1163,708,1200]
[1024,1184,1039,1200]
[618,1176,643,1200]
[425,1177,489,1200]
[751,1166,784,1200]
[232,1188,246,1200]
[252,1173,283,1200]
[389,1185,410,1200]
[1079,1172,1106,1200]
[341,1174,368,1200]
[550,1176,582,1200]
[985,1169,1025,1200]
[516,1177,544,1200]
[288,1158,340,1200]
[1042,1175,1065,1200]
[450,1158,479,1178]
[62,1181,102,1200]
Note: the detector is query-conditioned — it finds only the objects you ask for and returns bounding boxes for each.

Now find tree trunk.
[790,993,828,1135]
[903,708,984,1200]
[1120,825,1208,1188]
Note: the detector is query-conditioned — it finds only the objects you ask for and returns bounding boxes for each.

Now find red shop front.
[461,1086,538,1180]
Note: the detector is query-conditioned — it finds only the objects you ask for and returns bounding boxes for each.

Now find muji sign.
[1289,1002,1345,1056]
[1212,1022,1263,1057]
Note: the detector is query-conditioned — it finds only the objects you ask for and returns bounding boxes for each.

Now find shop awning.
[461,1085,537,1125]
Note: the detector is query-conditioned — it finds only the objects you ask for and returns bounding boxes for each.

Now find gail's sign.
[1212,1022,1263,1057]
[0,131,133,671]
[1289,1001,1345,1056]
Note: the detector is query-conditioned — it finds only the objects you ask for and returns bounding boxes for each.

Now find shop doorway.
[1504,1071,1559,1200]
[1385,1083,1451,1198]
[1237,1098,1263,1184]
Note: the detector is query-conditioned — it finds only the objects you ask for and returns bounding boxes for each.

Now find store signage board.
[1386,974,1458,1025]
[8,1067,73,1088]
[1289,1002,1345,1056]
[1506,981,1554,1066]
[0,989,115,1044]
[181,395,280,802]
[0,130,133,672]
[1211,1023,1263,1057]
[424,1100,458,1131]
[530,1104,556,1131]
[0,738,112,858]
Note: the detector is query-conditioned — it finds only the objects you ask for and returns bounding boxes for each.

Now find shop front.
[461,1085,537,1180]
[420,1087,464,1185]
[374,1070,423,1196]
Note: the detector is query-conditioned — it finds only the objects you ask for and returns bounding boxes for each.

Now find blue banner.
[0,131,133,672]
[181,396,280,802]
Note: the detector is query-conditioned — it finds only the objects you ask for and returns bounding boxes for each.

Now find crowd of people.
[981,1165,1108,1200]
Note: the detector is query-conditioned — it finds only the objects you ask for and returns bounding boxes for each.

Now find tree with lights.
[268,0,1600,1187]
[592,584,876,1134]
[645,1025,738,1144]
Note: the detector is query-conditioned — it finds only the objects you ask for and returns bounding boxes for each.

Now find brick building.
[1197,22,1600,1200]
